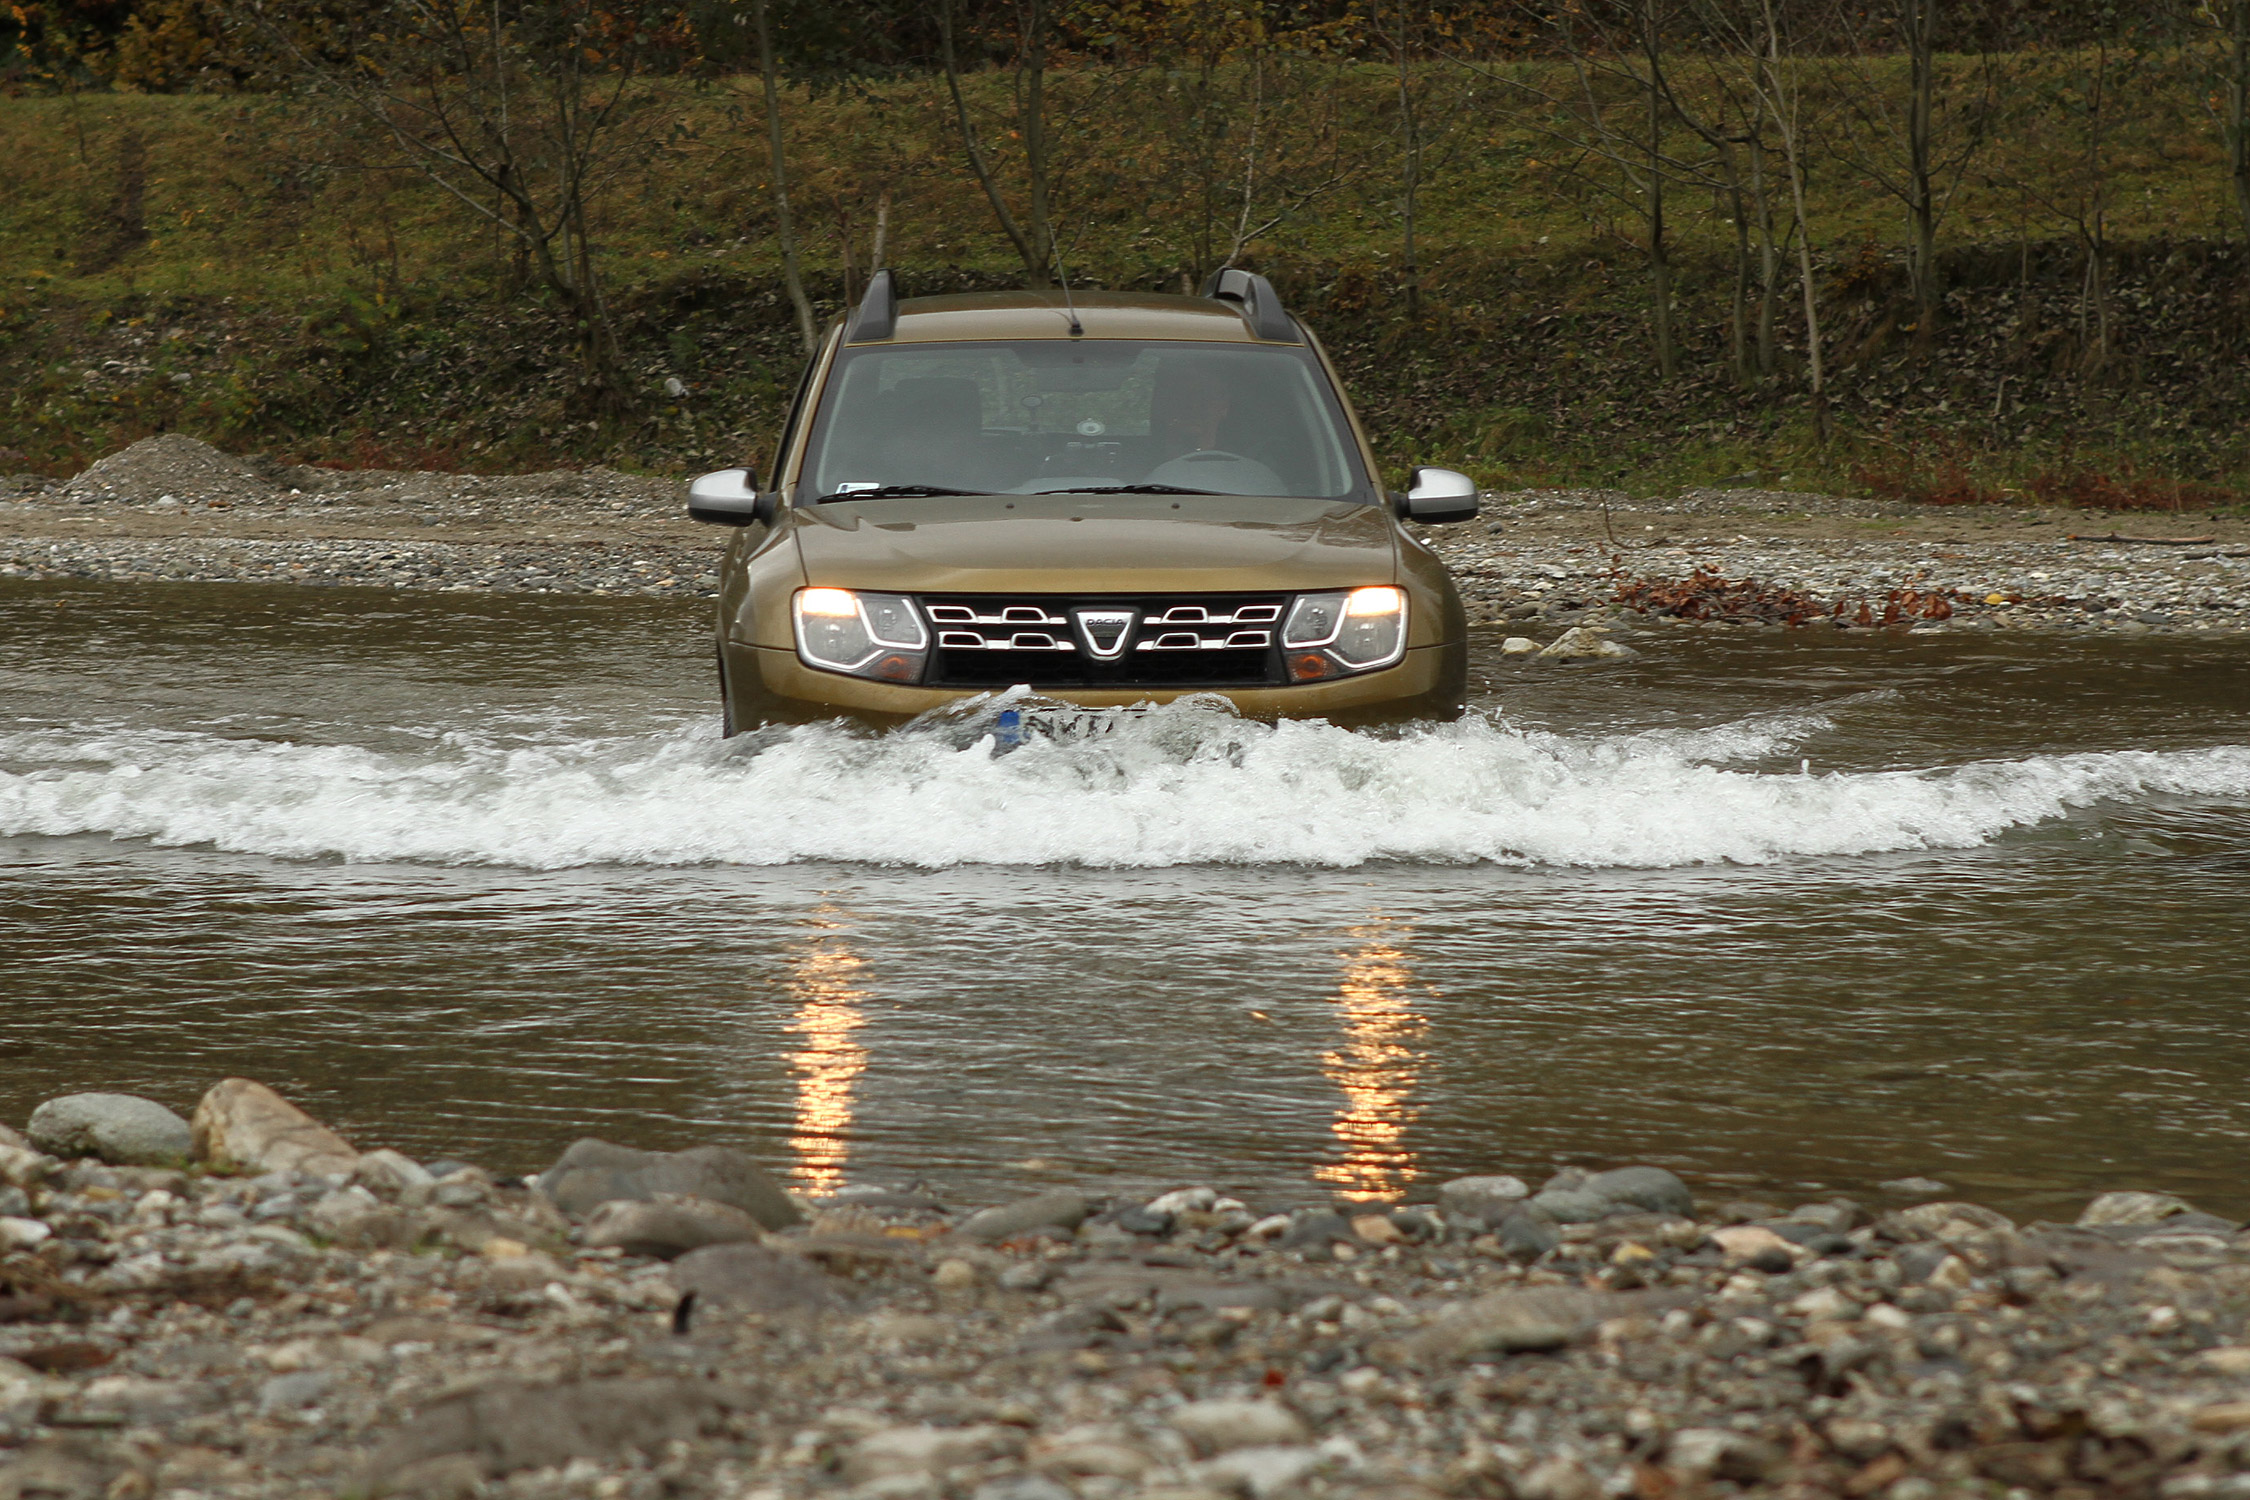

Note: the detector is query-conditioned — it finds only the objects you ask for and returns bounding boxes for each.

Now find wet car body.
[691,272,1479,730]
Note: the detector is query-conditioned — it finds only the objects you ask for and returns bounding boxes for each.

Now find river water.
[3,579,2248,1220]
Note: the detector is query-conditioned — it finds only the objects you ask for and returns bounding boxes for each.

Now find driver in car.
[1145,357,1287,495]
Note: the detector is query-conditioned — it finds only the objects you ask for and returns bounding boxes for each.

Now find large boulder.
[191,1078,359,1178]
[26,1093,192,1166]
[534,1139,800,1230]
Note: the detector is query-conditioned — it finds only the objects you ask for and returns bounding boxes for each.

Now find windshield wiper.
[813,484,983,502]
[1031,483,1219,496]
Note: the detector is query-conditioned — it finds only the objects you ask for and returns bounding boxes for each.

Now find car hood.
[787,494,1399,594]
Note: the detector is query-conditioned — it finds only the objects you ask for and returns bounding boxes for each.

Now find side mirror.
[1396,467,1479,524]
[687,467,775,526]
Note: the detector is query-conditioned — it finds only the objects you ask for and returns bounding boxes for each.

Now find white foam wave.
[2,703,2245,869]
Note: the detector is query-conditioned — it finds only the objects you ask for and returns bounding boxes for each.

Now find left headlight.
[1280,586,1408,681]
[793,587,928,682]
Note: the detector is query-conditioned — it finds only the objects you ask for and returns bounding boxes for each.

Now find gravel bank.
[7,1083,2250,1500]
[6,439,2250,639]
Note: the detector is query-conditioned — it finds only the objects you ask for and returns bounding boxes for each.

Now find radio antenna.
[1051,246,1084,338]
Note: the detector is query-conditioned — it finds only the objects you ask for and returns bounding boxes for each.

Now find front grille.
[921,593,1288,687]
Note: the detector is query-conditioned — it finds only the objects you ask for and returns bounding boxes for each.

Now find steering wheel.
[1172,449,1252,465]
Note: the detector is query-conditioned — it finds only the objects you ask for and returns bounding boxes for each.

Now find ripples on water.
[2,579,2247,1218]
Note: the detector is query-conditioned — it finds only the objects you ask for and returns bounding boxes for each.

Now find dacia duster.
[688,269,1479,731]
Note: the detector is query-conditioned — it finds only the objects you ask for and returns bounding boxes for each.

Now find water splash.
[2,699,2246,870]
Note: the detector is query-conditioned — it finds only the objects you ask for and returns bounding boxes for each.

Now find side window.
[772,351,821,486]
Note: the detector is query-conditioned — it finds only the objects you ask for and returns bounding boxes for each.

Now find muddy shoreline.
[7,1082,2250,1500]
[6,438,2248,638]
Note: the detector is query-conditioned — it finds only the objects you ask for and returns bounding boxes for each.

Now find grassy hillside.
[3,54,2246,506]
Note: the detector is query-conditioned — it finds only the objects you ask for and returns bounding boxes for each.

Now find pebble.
[957,1190,1090,1242]
[6,1081,2250,1498]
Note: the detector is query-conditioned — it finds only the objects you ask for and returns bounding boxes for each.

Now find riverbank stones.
[957,1190,1090,1242]
[534,1138,800,1230]
[1439,1174,1530,1222]
[579,1193,762,1259]
[191,1078,359,1177]
[25,1093,191,1166]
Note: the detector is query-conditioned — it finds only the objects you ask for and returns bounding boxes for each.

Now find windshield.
[797,340,1370,502]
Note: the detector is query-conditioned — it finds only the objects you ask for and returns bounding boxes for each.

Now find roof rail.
[846,268,898,343]
[1200,268,1300,343]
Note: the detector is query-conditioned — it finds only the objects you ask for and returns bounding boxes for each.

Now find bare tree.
[242,0,677,412]
[1118,8,1353,289]
[1823,0,2001,339]
[1690,0,1828,426]
[1480,0,1703,378]
[939,0,1057,285]
[747,0,818,355]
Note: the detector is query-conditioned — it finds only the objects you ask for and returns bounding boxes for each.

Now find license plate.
[996,706,1144,743]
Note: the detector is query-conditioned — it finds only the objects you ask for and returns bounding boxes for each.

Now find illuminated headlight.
[1281,586,1408,681]
[793,587,928,682]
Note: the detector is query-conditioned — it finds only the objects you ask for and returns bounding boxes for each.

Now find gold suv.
[688,270,1479,731]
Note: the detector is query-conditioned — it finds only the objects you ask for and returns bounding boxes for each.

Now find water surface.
[3,579,2246,1220]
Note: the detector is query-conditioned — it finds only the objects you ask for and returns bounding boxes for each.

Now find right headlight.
[793,587,928,682]
[1281,586,1408,681]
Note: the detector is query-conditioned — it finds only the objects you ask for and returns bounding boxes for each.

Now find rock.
[1439,1174,1529,1220]
[1889,1200,2015,1237]
[669,1241,849,1317]
[2078,1190,2199,1228]
[1145,1186,1217,1215]
[1412,1287,1621,1361]
[191,1078,359,1178]
[1711,1225,1800,1264]
[844,1425,1023,1482]
[1169,1399,1309,1456]
[364,1377,731,1479]
[1194,1444,1327,1498]
[1351,1213,1404,1245]
[2193,1347,2250,1377]
[1496,1208,1561,1260]
[1582,1165,1694,1216]
[1515,1457,1600,1500]
[1501,636,1541,655]
[0,1218,52,1252]
[1529,1188,1616,1223]
[257,1370,335,1413]
[1279,1208,1356,1249]
[1538,626,1634,660]
[71,1376,217,1426]
[533,1138,800,1230]
[579,1193,763,1259]
[0,1144,55,1189]
[972,1477,1076,1500]
[0,1123,27,1152]
[304,1185,385,1239]
[1878,1176,1950,1197]
[1665,1428,1780,1482]
[2190,1403,2250,1434]
[932,1258,980,1292]
[1033,1426,1153,1480]
[25,1093,192,1166]
[956,1190,1089,1242]
[350,1149,436,1200]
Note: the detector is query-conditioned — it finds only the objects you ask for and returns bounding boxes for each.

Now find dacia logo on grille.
[1072,607,1137,661]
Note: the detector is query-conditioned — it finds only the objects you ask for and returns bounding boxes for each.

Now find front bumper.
[723,639,1467,728]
